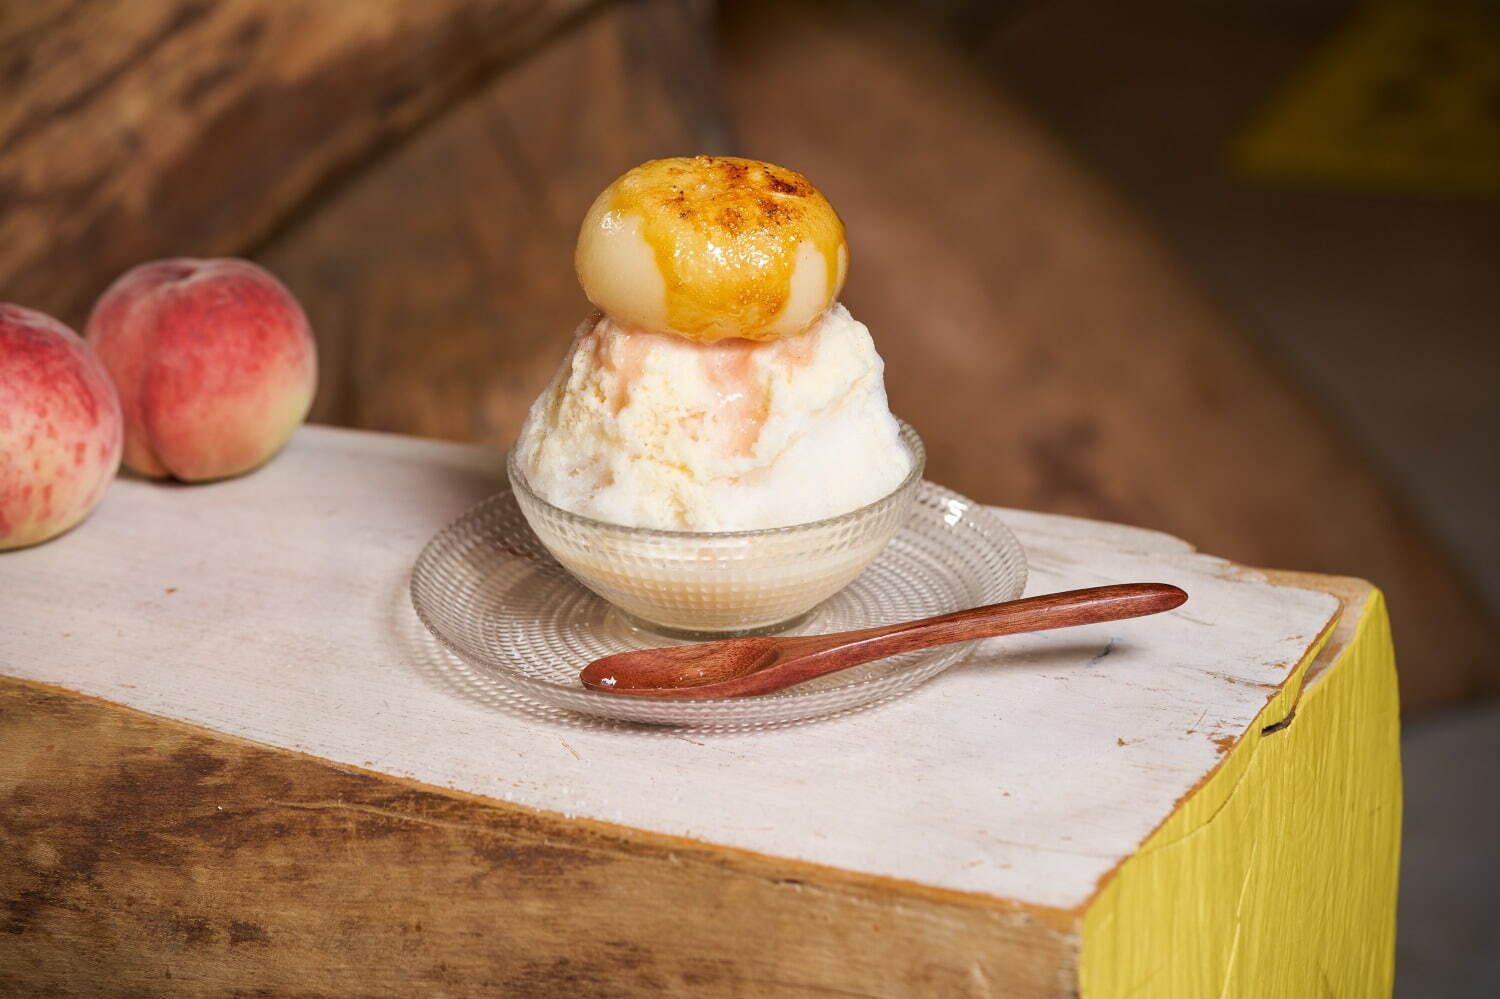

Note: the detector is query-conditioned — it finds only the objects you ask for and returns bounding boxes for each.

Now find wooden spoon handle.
[588,584,1189,699]
[822,582,1185,653]
[738,583,1188,697]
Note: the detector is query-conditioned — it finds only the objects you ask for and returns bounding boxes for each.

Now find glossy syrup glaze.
[600,324,659,416]
[607,156,846,342]
[700,337,770,456]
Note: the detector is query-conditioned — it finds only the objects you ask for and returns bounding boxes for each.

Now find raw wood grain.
[0,676,1078,998]
[0,0,593,326]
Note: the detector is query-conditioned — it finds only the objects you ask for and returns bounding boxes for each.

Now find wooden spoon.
[580,583,1187,699]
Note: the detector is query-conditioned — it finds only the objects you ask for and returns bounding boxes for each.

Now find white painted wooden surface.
[0,426,1338,911]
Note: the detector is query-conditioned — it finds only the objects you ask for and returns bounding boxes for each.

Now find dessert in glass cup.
[510,156,922,637]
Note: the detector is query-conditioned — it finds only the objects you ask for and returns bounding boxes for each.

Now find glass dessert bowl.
[508,420,925,638]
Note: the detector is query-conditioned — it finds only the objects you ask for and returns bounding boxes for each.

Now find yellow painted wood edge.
[1079,589,1401,997]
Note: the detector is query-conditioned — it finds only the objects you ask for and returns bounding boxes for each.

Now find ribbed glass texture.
[507,422,928,636]
[411,473,1028,727]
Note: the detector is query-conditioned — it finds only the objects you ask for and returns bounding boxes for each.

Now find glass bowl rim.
[506,418,926,541]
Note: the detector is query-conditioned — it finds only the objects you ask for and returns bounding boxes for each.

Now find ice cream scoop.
[576,156,848,343]
[513,304,909,531]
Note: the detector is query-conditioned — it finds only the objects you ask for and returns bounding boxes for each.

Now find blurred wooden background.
[3,0,1495,711]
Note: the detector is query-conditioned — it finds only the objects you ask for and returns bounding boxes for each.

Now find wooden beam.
[0,589,1403,995]
[0,427,1397,996]
[0,0,594,326]
[0,674,1078,996]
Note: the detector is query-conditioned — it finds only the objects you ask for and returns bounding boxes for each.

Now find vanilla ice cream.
[514,303,910,531]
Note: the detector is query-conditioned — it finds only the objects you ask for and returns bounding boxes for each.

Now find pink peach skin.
[85,258,318,481]
[0,304,124,550]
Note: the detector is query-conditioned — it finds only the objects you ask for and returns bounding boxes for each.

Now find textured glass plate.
[410,482,1027,727]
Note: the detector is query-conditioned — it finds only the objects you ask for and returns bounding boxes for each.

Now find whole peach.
[86,258,317,481]
[0,305,123,550]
